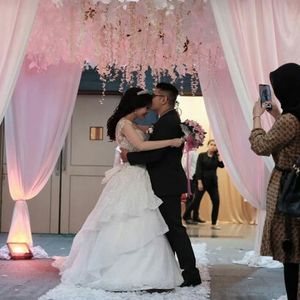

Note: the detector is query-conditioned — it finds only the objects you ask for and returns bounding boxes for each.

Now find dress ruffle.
[53,164,182,291]
[88,164,162,224]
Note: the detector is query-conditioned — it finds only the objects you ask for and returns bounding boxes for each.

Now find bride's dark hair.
[107,87,152,141]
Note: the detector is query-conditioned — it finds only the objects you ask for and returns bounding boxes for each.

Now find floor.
[187,223,285,300]
[0,223,286,300]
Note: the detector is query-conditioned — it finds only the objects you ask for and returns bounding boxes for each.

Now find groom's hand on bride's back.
[120,148,128,162]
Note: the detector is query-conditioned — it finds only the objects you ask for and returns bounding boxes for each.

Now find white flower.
[147,126,154,134]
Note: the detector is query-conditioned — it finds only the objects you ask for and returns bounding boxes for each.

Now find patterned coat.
[249,113,300,263]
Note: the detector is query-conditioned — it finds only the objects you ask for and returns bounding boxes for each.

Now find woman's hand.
[170,138,184,148]
[120,148,128,162]
[198,180,204,191]
[216,152,222,162]
[253,100,265,117]
[266,101,281,120]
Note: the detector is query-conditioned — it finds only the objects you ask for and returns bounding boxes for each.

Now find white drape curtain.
[5,61,82,246]
[203,0,300,261]
[210,0,300,197]
[196,3,270,212]
[0,0,39,122]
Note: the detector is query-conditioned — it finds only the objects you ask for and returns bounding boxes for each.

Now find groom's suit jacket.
[127,110,187,197]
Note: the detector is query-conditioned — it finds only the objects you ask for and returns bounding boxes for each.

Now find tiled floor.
[0,223,286,300]
[187,222,285,300]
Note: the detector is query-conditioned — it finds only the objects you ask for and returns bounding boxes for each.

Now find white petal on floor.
[233,250,283,268]
[273,295,287,300]
[39,243,210,300]
[0,245,48,260]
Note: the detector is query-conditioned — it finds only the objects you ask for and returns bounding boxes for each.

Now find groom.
[120,82,201,287]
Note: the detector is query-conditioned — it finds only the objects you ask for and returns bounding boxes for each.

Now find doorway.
[0,94,119,234]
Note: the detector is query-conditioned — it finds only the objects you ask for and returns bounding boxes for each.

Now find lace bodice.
[116,118,146,152]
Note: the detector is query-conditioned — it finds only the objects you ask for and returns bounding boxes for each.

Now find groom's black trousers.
[159,195,197,272]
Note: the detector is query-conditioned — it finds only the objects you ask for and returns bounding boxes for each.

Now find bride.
[53,87,184,291]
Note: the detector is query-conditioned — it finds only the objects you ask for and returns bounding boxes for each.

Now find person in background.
[249,63,300,300]
[182,147,206,224]
[183,139,224,230]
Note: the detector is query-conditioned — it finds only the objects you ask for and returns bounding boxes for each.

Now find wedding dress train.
[52,118,183,291]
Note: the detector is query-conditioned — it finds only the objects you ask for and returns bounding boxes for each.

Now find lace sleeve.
[116,118,132,142]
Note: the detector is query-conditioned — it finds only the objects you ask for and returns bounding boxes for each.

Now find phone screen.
[259,84,271,104]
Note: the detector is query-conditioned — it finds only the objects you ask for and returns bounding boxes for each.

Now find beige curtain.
[181,158,257,225]
[179,99,257,224]
[199,168,257,224]
[181,128,257,225]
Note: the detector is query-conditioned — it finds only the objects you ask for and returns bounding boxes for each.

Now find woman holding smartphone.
[250,63,300,300]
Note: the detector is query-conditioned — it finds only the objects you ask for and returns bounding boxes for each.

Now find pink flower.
[181,119,206,151]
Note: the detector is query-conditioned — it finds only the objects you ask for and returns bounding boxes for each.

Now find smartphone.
[259,84,272,111]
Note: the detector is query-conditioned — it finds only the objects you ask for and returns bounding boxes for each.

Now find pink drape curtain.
[5,61,82,246]
[196,3,270,212]
[201,0,300,259]
[0,0,39,122]
[209,0,300,205]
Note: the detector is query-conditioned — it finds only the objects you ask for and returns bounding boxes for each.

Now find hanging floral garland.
[26,0,223,92]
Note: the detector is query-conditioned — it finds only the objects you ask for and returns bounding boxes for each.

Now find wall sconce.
[7,242,33,260]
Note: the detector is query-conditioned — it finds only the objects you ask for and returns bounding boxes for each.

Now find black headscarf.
[269,63,300,121]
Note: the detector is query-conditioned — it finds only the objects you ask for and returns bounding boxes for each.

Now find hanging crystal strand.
[151,69,155,91]
[182,64,190,95]
[120,66,127,93]
[191,69,196,96]
[113,64,119,82]
[125,2,135,83]
[118,67,124,93]
[99,80,104,104]
[143,6,154,81]
[160,68,166,81]
[195,68,201,95]
[191,65,199,96]
[161,68,165,84]
[102,7,110,75]
[109,24,114,64]
[101,83,106,104]
[129,71,135,88]
[137,66,146,90]
[152,69,159,91]
[171,65,177,85]
[115,6,122,72]
[98,74,105,104]
[179,74,184,96]
[175,71,183,116]
[83,60,89,71]
[141,69,147,90]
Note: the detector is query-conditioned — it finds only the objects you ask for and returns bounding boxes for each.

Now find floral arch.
[3,0,300,265]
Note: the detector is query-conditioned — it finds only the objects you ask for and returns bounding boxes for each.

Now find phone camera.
[263,103,273,111]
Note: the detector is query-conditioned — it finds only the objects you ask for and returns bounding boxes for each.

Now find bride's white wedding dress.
[53,118,183,291]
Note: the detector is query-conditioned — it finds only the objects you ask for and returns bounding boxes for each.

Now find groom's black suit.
[127,110,201,284]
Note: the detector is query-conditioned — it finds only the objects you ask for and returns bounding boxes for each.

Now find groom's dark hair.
[156,82,178,107]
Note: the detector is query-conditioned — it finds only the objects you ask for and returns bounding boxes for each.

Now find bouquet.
[180,119,206,151]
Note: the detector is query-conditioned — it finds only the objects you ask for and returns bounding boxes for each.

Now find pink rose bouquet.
[180,119,206,151]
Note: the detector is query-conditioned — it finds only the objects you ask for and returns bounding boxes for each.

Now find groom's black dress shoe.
[180,278,202,287]
[180,269,202,287]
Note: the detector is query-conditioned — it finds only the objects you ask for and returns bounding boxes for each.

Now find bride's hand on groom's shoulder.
[120,148,128,162]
